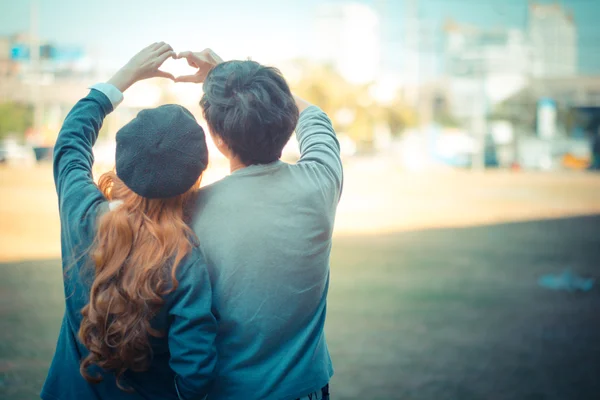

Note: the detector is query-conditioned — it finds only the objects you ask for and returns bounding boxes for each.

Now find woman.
[41,43,216,400]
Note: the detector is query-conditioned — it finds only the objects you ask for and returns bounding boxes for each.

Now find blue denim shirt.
[41,89,217,400]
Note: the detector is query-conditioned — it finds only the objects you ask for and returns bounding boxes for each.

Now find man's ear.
[211,133,229,156]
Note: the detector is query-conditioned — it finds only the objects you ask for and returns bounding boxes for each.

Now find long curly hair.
[78,171,199,390]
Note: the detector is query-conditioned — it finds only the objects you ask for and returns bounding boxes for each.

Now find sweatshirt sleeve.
[295,105,344,202]
[53,89,112,237]
[168,250,218,400]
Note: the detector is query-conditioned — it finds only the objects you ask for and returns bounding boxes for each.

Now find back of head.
[201,60,299,165]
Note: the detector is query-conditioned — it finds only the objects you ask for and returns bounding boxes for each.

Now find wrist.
[293,94,312,114]
[107,68,136,93]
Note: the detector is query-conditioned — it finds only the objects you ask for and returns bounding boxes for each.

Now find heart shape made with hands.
[159,49,223,84]
[159,56,198,82]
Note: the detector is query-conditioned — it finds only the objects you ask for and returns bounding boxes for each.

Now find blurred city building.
[314,2,380,85]
[435,1,598,171]
[0,0,598,172]
[1,33,93,80]
[529,2,577,78]
[0,33,177,151]
[0,33,95,148]
[443,20,530,121]
[0,37,19,80]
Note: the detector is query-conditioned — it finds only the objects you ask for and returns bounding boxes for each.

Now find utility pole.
[405,0,435,143]
[471,58,487,171]
[405,0,433,165]
[404,0,419,102]
[30,0,43,141]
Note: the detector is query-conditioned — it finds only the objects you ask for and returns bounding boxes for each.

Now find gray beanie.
[115,104,208,199]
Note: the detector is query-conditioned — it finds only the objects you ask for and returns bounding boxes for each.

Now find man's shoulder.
[193,163,329,205]
[188,176,237,227]
[194,176,234,207]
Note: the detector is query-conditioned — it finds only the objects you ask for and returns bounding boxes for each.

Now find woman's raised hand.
[108,42,176,92]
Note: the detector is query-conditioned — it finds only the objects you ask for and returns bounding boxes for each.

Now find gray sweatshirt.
[191,105,343,400]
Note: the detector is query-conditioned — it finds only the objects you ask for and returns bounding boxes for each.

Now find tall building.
[443,20,530,119]
[0,37,18,79]
[528,2,577,78]
[314,2,380,84]
[6,32,90,78]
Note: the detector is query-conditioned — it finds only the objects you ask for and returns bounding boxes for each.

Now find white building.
[314,2,380,85]
[444,20,530,120]
[528,2,577,78]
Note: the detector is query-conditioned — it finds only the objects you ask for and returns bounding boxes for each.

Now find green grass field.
[2,216,600,400]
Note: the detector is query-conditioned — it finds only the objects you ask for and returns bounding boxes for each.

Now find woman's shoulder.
[169,245,212,295]
[182,245,208,268]
[162,245,214,315]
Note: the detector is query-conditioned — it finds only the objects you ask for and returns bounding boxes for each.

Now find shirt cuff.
[89,83,124,109]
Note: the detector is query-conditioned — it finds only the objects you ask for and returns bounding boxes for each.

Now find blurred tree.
[434,111,460,128]
[291,63,417,151]
[432,96,459,128]
[0,102,33,140]
[382,100,418,135]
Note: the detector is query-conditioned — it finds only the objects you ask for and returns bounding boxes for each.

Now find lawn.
[2,215,600,400]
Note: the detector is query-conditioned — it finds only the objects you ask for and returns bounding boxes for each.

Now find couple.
[41,42,342,400]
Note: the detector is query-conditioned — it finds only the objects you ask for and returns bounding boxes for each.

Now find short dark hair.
[200,60,299,165]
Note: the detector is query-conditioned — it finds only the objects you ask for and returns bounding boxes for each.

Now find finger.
[174,74,200,83]
[153,43,173,56]
[154,51,176,66]
[176,51,199,68]
[155,70,175,80]
[186,57,199,68]
[181,50,205,64]
[151,41,166,50]
[202,48,222,63]
[176,51,192,59]
[145,42,158,50]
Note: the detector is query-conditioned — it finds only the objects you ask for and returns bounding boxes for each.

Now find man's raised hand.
[174,49,223,84]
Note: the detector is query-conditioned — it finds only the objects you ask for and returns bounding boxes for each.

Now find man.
[176,49,343,400]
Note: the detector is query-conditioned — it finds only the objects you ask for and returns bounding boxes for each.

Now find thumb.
[178,51,202,66]
[176,51,192,59]
[174,74,200,83]
[155,70,175,80]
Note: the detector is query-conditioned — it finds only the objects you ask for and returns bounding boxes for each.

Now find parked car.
[0,139,36,166]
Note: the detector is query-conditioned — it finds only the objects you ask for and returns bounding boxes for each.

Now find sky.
[0,0,599,74]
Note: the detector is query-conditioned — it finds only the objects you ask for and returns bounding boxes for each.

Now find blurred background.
[1,0,599,399]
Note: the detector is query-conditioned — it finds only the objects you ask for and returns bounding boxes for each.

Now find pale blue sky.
[0,0,599,73]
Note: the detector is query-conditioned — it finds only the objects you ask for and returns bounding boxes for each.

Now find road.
[1,162,600,261]
[1,164,600,399]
